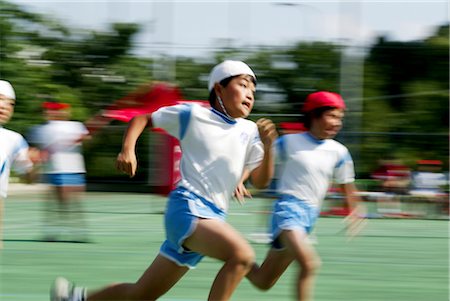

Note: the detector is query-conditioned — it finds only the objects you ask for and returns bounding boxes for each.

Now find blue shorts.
[160,186,226,269]
[46,173,86,187]
[270,194,320,250]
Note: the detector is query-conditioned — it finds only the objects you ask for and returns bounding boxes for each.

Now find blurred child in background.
[50,60,277,301]
[410,160,448,216]
[0,80,40,249]
[29,101,90,243]
[410,160,447,197]
[246,91,366,301]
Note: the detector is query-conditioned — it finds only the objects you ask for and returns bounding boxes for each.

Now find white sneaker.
[50,277,86,301]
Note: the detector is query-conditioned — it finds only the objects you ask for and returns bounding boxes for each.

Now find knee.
[228,247,255,272]
[248,265,277,291]
[238,249,256,270]
[255,279,276,291]
[301,256,321,275]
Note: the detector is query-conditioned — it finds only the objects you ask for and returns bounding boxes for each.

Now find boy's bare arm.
[116,114,152,177]
[249,118,278,189]
[341,182,367,239]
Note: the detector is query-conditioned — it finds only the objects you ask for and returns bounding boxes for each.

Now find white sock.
[71,287,86,301]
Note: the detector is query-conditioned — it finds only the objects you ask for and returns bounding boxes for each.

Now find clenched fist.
[256,118,278,148]
[116,151,137,177]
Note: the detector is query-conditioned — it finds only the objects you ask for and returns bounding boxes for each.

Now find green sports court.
[1,189,448,301]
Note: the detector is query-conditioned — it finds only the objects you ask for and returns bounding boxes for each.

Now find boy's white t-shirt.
[152,104,264,211]
[275,132,355,208]
[30,120,88,174]
[0,127,32,198]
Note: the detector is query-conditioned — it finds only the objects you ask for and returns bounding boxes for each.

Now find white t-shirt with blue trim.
[275,132,355,208]
[152,104,264,211]
[28,120,88,174]
[0,127,32,198]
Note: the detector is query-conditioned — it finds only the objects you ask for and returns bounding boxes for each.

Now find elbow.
[250,167,274,190]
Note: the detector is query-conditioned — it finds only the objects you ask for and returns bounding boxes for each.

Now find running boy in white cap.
[51,60,278,301]
[0,80,40,248]
[245,91,366,301]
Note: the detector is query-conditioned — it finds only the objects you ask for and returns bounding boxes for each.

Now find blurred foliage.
[1,0,448,181]
[0,0,153,130]
[361,25,449,173]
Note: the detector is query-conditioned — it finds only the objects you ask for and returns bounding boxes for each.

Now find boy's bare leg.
[246,247,293,290]
[184,219,255,301]
[247,230,321,301]
[88,255,189,300]
[280,230,321,301]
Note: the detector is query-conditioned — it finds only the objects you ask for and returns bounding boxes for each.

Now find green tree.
[0,0,151,130]
[361,24,449,173]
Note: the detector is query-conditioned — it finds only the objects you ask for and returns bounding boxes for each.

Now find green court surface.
[1,191,448,301]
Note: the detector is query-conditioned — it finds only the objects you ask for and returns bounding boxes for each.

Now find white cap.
[208,60,256,91]
[0,80,16,100]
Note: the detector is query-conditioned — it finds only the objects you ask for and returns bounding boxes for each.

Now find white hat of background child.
[0,80,16,100]
[208,60,256,91]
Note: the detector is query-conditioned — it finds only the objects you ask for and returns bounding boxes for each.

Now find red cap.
[279,122,306,132]
[417,160,442,165]
[302,91,346,113]
[42,102,71,110]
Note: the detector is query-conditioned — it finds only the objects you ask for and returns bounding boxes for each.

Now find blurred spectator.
[371,158,411,195]
[410,160,447,197]
[0,80,40,248]
[29,101,90,242]
[370,158,411,216]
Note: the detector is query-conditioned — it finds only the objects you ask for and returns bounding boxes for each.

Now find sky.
[9,1,450,58]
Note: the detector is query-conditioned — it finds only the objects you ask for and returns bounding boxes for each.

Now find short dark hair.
[303,106,336,129]
[208,75,256,107]
[208,76,234,106]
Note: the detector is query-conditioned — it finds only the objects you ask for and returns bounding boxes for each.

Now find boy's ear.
[214,83,224,98]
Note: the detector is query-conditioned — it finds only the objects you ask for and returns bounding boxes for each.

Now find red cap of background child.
[42,102,71,110]
[302,91,346,113]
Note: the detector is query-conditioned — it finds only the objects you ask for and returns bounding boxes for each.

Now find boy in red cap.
[29,101,90,242]
[246,91,366,301]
